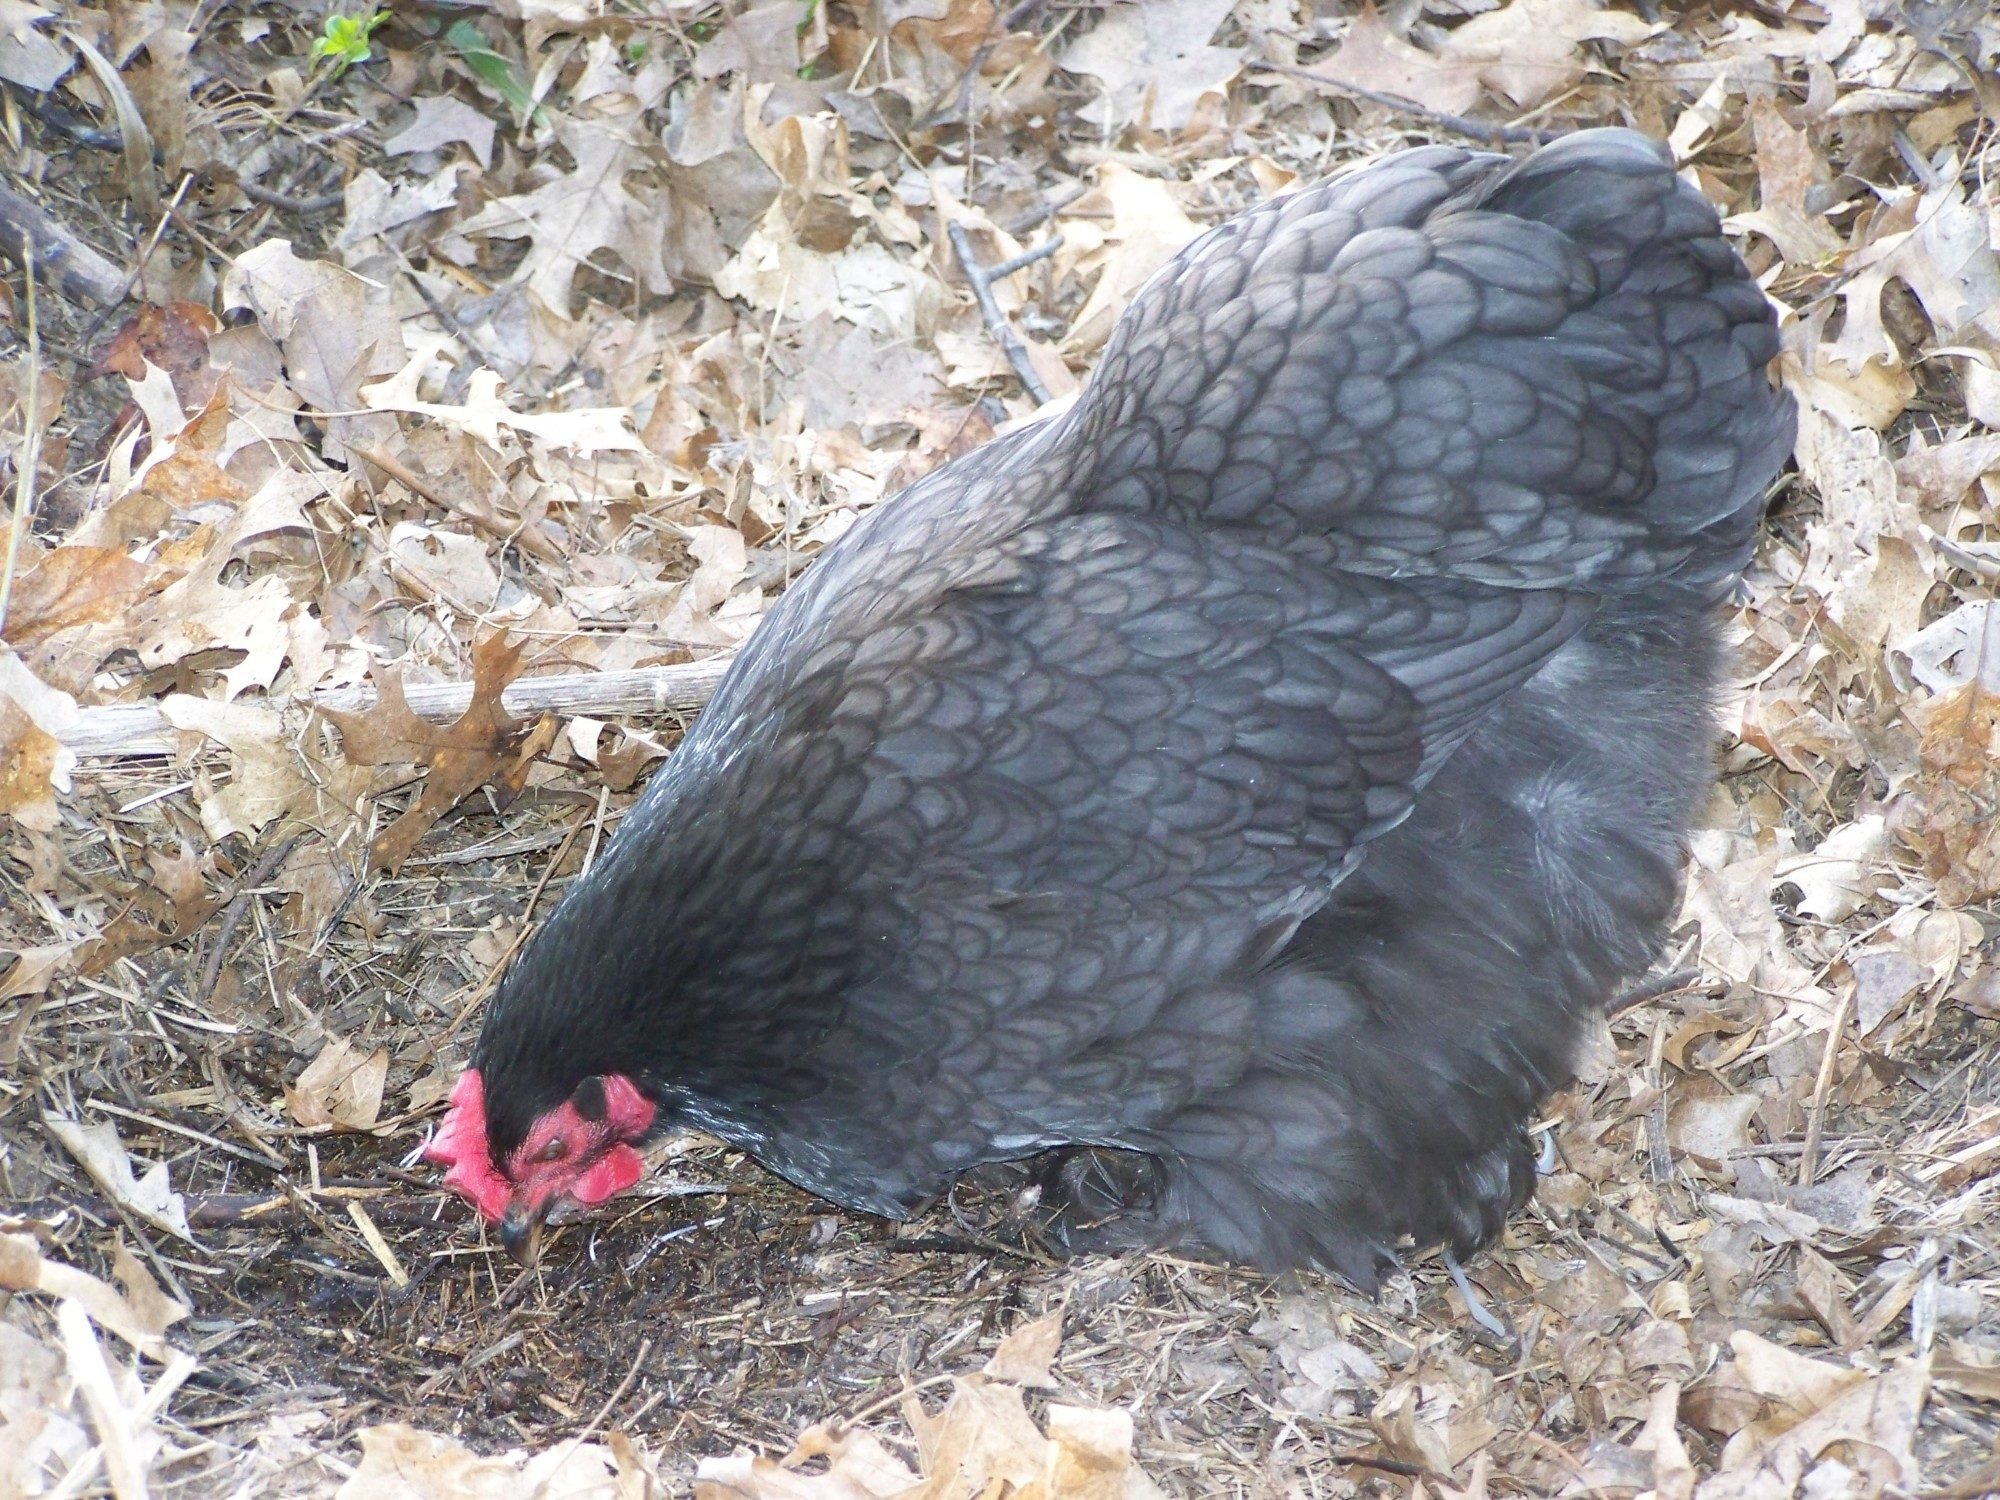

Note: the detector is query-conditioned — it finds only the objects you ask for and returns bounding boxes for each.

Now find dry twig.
[0,242,40,636]
[58,659,735,758]
[1800,985,1858,1187]
[0,180,129,310]
[1248,60,1560,147]
[1607,966,1706,1017]
[196,834,305,1000]
[948,221,1061,406]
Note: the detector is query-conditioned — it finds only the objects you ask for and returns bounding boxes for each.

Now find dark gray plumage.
[466,129,1794,1285]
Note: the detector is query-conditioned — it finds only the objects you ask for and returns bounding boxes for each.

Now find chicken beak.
[498,1200,546,1266]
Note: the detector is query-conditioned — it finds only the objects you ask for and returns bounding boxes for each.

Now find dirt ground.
[3,1,1998,1496]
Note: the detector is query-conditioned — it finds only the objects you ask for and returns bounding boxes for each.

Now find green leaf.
[444,20,540,126]
[310,8,387,79]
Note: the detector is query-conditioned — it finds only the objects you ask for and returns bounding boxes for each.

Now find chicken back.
[436,128,1794,1285]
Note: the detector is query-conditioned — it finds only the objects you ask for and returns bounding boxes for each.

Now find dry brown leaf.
[285,1038,390,1131]
[361,359,643,456]
[0,652,77,831]
[56,1298,152,1500]
[1771,815,1889,922]
[1932,1357,2000,1402]
[1059,167,1201,360]
[65,846,225,983]
[0,1233,188,1359]
[1368,1383,1453,1475]
[270,839,360,944]
[223,240,403,461]
[382,94,497,168]
[95,301,221,411]
[1665,1093,1760,1165]
[1794,1246,1859,1347]
[656,525,756,645]
[335,1423,639,1500]
[144,846,220,933]
[693,2,816,85]
[42,1114,195,1244]
[1060,0,1243,133]
[1779,345,1915,433]
[1682,833,1835,1022]
[1896,601,1999,699]
[1697,1337,1926,1499]
[715,115,930,341]
[1043,1403,1156,1500]
[1894,432,2000,511]
[0,692,63,831]
[322,632,538,872]
[662,76,782,282]
[1825,176,2000,375]
[1630,1382,1694,1500]
[907,1376,1047,1492]
[0,546,172,649]
[446,112,670,320]
[696,1424,919,1498]
[697,1366,1162,1498]
[1729,97,1841,264]
[0,0,68,91]
[1663,1011,1754,1072]
[983,1309,1063,1388]
[1305,6,1480,118]
[1847,949,1924,1035]
[783,315,948,434]
[338,163,468,251]
[93,465,324,699]
[1438,0,1653,111]
[0,940,72,1003]
[386,522,509,613]
[1253,1294,1385,1415]
[158,695,315,840]
[1882,177,2000,348]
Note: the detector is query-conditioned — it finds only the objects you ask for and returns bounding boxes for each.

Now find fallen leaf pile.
[0,0,1995,1495]
[694,1314,1163,1500]
[0,1230,198,1492]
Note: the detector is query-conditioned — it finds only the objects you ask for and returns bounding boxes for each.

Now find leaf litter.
[0,0,1997,1496]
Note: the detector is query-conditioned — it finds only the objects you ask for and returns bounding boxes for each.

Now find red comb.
[424,1069,511,1221]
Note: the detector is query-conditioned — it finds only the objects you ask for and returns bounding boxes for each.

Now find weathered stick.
[0,182,128,307]
[1246,60,1559,147]
[948,221,1060,406]
[57,657,735,758]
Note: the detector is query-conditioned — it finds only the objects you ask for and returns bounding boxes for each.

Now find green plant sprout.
[311,8,388,78]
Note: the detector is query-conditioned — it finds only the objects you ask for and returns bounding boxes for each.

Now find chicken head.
[424,1068,655,1263]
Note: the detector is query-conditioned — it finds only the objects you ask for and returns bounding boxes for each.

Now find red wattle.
[425,1069,512,1221]
[571,1142,645,1205]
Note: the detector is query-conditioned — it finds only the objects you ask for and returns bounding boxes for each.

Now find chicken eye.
[532,1139,568,1164]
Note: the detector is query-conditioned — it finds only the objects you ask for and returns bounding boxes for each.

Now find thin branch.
[56,657,735,758]
[948,221,1058,405]
[0,242,42,637]
[351,441,564,561]
[236,178,344,214]
[1606,966,1707,1017]
[1799,984,1857,1188]
[987,236,1065,281]
[2,80,122,150]
[1246,60,1560,147]
[916,0,1049,128]
[73,172,194,353]
[197,833,305,1001]
[1002,185,1088,238]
